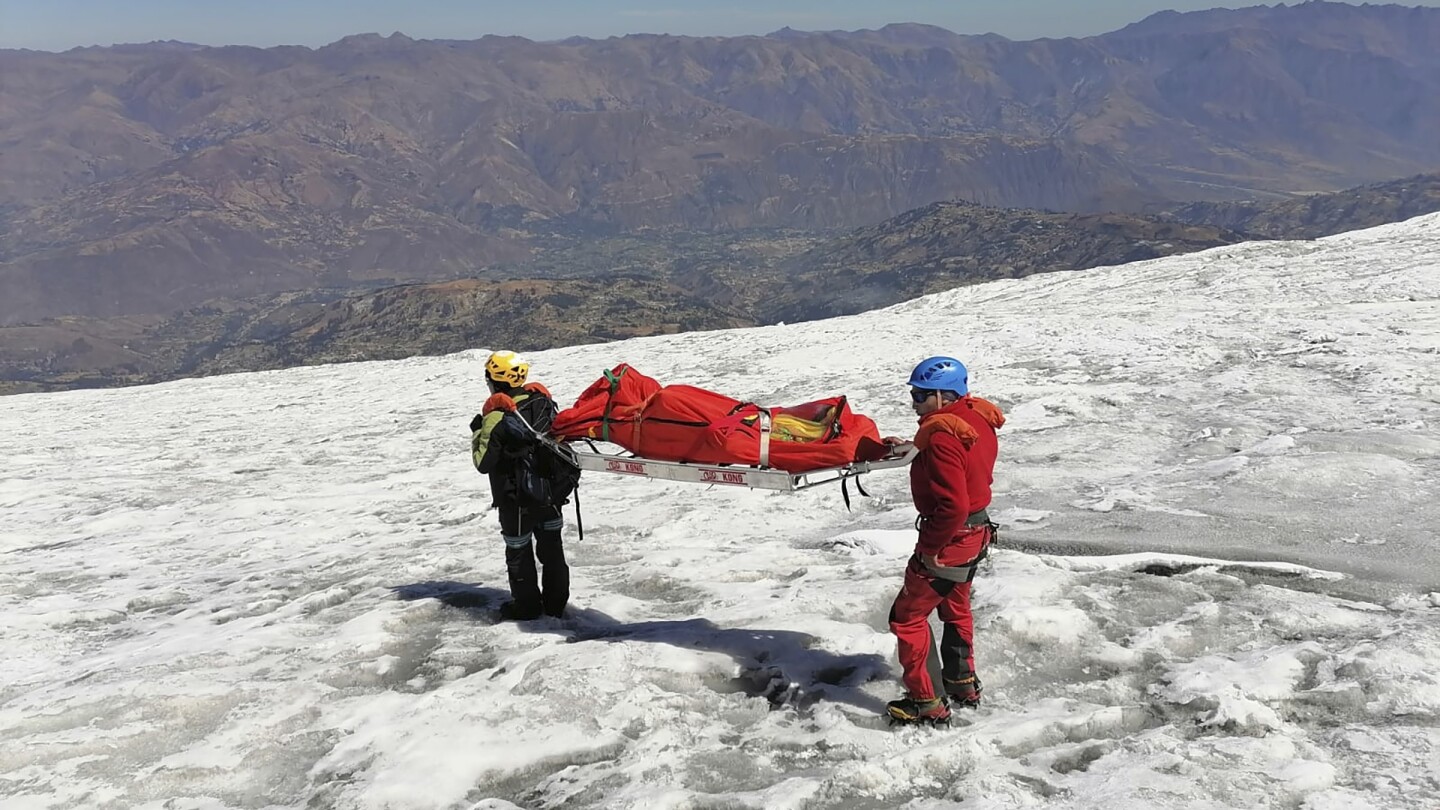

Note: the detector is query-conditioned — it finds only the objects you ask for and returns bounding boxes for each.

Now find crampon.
[885,695,951,726]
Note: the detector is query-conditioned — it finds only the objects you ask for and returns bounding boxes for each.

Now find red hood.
[914,396,1005,450]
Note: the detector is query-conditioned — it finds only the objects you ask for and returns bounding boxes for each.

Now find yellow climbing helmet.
[485,350,529,387]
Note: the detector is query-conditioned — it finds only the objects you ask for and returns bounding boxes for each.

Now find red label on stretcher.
[606,459,649,475]
[699,469,749,485]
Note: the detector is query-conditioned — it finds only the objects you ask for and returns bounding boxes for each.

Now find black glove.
[468,413,485,432]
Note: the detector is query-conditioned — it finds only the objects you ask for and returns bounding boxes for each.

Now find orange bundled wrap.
[551,364,891,473]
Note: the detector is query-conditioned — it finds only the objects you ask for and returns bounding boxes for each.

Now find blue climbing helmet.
[908,356,968,396]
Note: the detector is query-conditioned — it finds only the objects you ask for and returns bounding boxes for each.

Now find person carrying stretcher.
[885,356,1006,725]
[470,350,572,620]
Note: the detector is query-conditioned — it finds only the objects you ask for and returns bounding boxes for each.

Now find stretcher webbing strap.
[638,417,711,427]
[757,408,772,468]
[826,397,847,441]
[841,474,870,511]
[600,368,622,443]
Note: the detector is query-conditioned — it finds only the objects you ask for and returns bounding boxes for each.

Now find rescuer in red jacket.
[886,356,1006,725]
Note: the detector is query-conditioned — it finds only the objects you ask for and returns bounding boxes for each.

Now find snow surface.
[2,214,1438,809]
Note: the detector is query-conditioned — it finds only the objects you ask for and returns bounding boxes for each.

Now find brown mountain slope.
[5,165,1437,395]
[0,130,532,320]
[5,162,1438,396]
[183,278,754,377]
[1167,172,1440,239]
[4,3,1440,325]
[0,207,1236,394]
[0,278,752,394]
[757,204,1242,323]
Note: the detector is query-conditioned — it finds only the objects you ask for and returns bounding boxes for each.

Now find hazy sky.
[5,0,1439,51]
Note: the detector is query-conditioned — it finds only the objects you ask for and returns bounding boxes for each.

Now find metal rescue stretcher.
[569,427,920,493]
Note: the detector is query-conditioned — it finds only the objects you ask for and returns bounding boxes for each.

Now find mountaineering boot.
[945,675,983,709]
[534,525,569,619]
[499,600,543,621]
[886,695,951,725]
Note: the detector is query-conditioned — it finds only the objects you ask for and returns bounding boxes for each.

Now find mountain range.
[3,2,1440,327]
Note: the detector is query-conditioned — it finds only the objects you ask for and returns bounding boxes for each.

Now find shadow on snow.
[391,580,890,714]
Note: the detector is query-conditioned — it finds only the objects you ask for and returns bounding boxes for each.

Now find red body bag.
[551,364,889,473]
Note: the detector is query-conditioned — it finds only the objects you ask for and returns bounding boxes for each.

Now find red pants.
[888,529,986,700]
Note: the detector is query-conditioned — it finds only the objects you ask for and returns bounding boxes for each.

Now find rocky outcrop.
[758,203,1242,323]
[1168,172,1440,239]
[0,278,752,394]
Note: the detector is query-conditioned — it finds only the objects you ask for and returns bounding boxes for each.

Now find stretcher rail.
[570,442,919,492]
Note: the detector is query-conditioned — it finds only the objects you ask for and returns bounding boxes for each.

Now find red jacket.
[909,396,1005,558]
